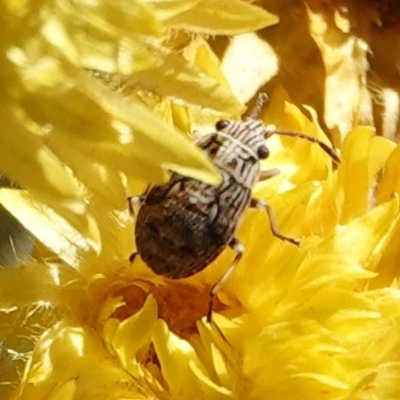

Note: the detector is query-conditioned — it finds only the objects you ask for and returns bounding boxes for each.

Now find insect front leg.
[250,198,300,246]
[207,237,244,322]
[258,168,280,181]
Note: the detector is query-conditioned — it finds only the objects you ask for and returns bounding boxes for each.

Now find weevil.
[129,94,340,322]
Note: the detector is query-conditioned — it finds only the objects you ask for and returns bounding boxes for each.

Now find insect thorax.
[195,130,261,189]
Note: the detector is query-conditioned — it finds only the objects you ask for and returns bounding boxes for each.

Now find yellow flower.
[5,97,400,399]
[2,2,400,400]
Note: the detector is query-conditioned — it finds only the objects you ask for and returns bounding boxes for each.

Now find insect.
[129,93,340,322]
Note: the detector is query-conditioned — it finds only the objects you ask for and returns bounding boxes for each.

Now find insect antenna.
[245,93,340,164]
[245,93,340,163]
[265,129,341,164]
[246,92,269,120]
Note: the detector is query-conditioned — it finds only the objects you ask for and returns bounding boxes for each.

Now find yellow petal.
[118,39,243,115]
[0,189,101,266]
[307,4,372,136]
[0,262,69,309]
[145,0,202,21]
[0,107,83,202]
[153,320,231,397]
[314,197,399,273]
[107,295,158,375]
[189,37,232,90]
[77,0,163,36]
[337,126,375,223]
[166,0,279,35]
[16,322,153,400]
[80,75,222,184]
[376,142,400,205]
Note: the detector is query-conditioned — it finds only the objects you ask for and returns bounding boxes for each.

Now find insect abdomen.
[135,174,252,278]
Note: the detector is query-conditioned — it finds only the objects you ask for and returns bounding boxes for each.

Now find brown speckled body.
[135,119,266,279]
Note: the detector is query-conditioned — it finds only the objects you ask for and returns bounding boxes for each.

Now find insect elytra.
[129,93,340,321]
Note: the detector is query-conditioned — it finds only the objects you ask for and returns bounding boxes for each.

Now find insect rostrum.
[130,94,340,321]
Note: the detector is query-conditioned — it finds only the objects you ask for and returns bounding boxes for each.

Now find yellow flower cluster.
[6,91,400,400]
[1,1,400,400]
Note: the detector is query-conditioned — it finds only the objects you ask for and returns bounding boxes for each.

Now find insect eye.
[215,120,230,131]
[257,145,269,159]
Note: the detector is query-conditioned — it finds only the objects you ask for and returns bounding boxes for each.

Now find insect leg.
[129,252,137,263]
[127,193,147,215]
[258,168,280,182]
[250,198,300,246]
[128,190,148,263]
[207,237,244,322]
[192,129,202,140]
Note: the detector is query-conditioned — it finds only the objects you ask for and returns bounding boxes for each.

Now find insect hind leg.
[128,190,149,263]
[207,237,244,322]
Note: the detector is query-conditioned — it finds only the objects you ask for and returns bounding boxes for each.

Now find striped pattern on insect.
[129,94,340,321]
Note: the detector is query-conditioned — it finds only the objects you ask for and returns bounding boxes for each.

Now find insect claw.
[270,232,301,246]
[287,237,301,246]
